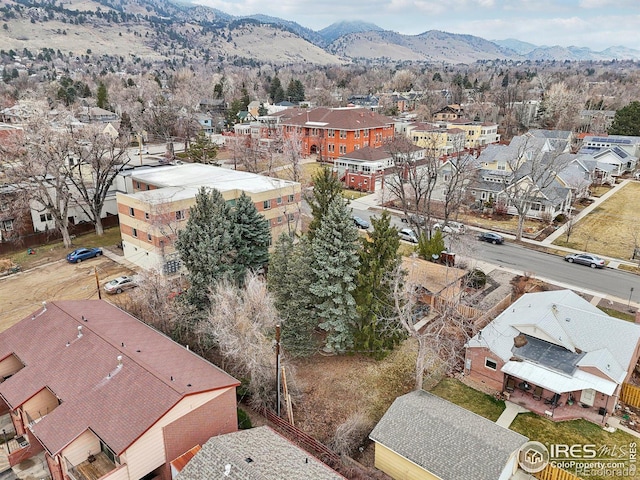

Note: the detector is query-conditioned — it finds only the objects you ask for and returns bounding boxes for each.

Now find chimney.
[77,325,83,338]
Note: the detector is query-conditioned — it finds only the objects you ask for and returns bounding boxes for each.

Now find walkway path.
[496,401,529,428]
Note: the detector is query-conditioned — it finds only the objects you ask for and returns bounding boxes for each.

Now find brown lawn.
[553,181,640,260]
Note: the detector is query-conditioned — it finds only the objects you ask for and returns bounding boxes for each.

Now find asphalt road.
[352,207,640,304]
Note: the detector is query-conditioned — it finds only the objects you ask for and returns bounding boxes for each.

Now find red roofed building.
[277,107,395,162]
[0,300,239,480]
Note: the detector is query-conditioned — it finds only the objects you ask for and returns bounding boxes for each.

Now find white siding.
[124,388,231,480]
[0,353,23,377]
[102,464,130,480]
[62,430,101,469]
[23,388,58,423]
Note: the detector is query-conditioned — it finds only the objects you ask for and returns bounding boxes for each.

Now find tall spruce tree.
[353,211,405,357]
[609,101,640,136]
[176,187,238,310]
[234,192,271,282]
[305,166,344,241]
[96,82,108,109]
[268,234,318,356]
[310,196,360,353]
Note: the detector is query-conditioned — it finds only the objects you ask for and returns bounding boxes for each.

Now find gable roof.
[176,426,345,480]
[0,300,239,456]
[467,290,640,393]
[370,390,527,480]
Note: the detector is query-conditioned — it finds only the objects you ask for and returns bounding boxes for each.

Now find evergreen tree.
[176,187,238,311]
[310,196,360,353]
[187,130,219,165]
[269,76,285,104]
[609,101,640,136]
[353,211,405,357]
[268,234,318,356]
[286,79,305,103]
[234,192,271,282]
[119,112,132,136]
[306,166,344,241]
[258,103,268,116]
[96,82,108,109]
[417,229,445,262]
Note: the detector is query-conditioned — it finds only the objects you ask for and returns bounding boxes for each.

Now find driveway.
[0,256,134,332]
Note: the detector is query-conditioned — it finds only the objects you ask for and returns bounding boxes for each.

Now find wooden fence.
[535,463,582,480]
[621,383,640,408]
[431,296,481,319]
[474,293,513,328]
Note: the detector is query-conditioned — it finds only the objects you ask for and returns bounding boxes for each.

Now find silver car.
[398,228,419,243]
[104,276,138,294]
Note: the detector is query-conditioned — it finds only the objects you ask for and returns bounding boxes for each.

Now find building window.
[132,228,138,238]
[328,129,335,137]
[129,207,135,217]
[288,213,295,221]
[355,130,360,139]
[147,233,152,242]
[39,213,53,222]
[263,200,271,210]
[288,194,295,203]
[277,197,282,205]
[339,145,346,154]
[339,130,347,139]
[135,181,141,189]
[145,212,149,219]
[277,216,283,224]
[175,210,185,220]
[328,144,335,153]
[485,358,497,370]
[1,220,13,231]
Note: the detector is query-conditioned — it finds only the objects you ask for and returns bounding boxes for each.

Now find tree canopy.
[609,101,640,136]
[305,166,344,241]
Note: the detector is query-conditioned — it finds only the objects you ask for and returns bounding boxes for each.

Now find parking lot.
[0,256,133,332]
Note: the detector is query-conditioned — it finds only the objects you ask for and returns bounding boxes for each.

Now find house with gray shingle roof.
[0,300,240,480]
[175,426,345,480]
[369,390,528,480]
[465,290,640,423]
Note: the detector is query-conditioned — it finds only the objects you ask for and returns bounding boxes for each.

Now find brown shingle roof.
[339,146,391,162]
[0,300,238,455]
[280,107,394,130]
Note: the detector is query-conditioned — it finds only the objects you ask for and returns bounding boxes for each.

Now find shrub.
[237,408,252,429]
[554,213,566,223]
[466,269,487,289]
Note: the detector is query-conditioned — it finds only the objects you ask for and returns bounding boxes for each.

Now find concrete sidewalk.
[496,401,529,428]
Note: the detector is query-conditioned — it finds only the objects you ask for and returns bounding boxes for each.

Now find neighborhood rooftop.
[0,300,239,456]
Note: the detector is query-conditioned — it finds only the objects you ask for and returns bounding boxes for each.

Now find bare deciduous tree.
[202,272,284,409]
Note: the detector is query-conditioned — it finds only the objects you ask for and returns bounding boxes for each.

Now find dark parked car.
[564,253,605,269]
[66,247,103,263]
[477,232,504,244]
[401,214,426,226]
[353,216,370,229]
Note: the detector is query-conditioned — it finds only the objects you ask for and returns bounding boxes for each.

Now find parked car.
[477,232,504,244]
[66,247,103,263]
[401,214,426,226]
[564,253,606,269]
[433,221,466,234]
[399,228,419,244]
[104,275,138,294]
[352,216,370,230]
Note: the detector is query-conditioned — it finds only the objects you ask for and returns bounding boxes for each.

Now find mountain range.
[0,0,638,64]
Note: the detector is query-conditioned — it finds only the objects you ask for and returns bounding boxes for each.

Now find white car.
[104,276,138,294]
[433,221,466,234]
[398,228,419,243]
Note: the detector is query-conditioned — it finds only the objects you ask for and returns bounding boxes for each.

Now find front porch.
[504,380,609,424]
[67,451,117,480]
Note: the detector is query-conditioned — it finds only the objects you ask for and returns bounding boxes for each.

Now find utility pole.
[94,267,102,300]
[275,324,281,416]
[137,133,143,166]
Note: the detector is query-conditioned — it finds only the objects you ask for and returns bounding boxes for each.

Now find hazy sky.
[194,0,640,51]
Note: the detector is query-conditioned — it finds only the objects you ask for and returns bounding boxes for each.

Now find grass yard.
[430,377,505,421]
[598,306,636,322]
[458,211,544,236]
[553,181,640,260]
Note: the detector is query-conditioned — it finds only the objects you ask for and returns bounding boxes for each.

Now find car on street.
[399,228,419,244]
[477,232,504,244]
[66,247,103,263]
[352,216,370,229]
[433,221,466,234]
[401,214,426,226]
[564,252,606,269]
[104,275,138,294]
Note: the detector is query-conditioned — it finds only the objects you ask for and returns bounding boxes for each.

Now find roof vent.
[77,325,83,338]
[224,465,231,476]
[565,317,571,322]
[117,355,123,367]
[245,457,253,463]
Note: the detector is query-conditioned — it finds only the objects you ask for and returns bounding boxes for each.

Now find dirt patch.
[0,257,135,332]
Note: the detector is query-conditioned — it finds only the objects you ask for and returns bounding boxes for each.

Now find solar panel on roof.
[612,146,629,158]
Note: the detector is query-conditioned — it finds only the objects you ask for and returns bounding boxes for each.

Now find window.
[147,233,152,242]
[263,200,271,210]
[363,129,369,138]
[135,181,141,189]
[485,358,497,370]
[39,213,53,222]
[144,212,149,219]
[531,203,541,211]
[328,129,335,138]
[1,220,13,231]
[175,210,185,220]
[328,144,335,153]
[288,194,295,203]
[277,216,283,224]
[288,213,295,221]
[132,228,138,238]
[277,197,282,205]
[339,130,347,139]
[129,207,135,217]
[355,130,360,139]
[339,145,346,154]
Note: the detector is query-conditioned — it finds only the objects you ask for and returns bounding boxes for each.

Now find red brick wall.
[161,388,238,480]
[464,346,505,391]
